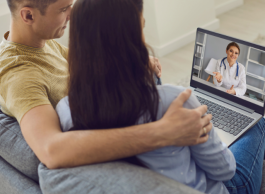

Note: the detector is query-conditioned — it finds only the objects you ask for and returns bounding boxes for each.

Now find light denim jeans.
[224,118,265,194]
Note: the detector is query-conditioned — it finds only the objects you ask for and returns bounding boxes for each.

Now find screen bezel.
[190,28,265,115]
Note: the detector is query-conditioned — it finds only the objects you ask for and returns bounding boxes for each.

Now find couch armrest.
[0,156,41,194]
[0,110,40,182]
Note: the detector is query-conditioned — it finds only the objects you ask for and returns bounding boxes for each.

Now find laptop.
[190,28,265,147]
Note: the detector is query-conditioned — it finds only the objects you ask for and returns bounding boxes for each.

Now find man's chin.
[53,31,65,40]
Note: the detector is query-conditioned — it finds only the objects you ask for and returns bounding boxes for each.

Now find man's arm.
[20,89,212,169]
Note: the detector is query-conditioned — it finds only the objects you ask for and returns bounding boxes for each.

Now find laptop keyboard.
[196,96,254,136]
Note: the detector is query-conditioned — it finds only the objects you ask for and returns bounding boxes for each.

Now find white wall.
[0,13,10,37]
[143,0,220,57]
[215,0,244,16]
[0,2,10,36]
[0,0,244,52]
[0,1,9,16]
[215,0,229,6]
[143,0,244,57]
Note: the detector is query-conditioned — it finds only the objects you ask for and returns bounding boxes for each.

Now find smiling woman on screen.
[213,42,246,96]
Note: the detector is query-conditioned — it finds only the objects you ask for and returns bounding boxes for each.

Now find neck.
[8,19,46,48]
[226,58,235,67]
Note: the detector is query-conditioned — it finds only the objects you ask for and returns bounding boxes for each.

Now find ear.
[20,7,35,25]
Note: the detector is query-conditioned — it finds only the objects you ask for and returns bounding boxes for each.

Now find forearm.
[191,129,236,181]
[45,121,165,169]
[22,93,212,170]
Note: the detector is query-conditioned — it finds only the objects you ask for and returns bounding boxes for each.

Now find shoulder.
[1,63,46,82]
[0,59,47,89]
[157,84,185,106]
[0,41,20,65]
[56,96,73,132]
[157,84,201,111]
[157,84,186,98]
[217,58,222,63]
[238,62,245,70]
[0,41,43,73]
[0,42,18,55]
[0,63,50,103]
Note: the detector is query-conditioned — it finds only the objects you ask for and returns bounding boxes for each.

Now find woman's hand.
[226,85,236,95]
[150,56,162,78]
[213,72,222,83]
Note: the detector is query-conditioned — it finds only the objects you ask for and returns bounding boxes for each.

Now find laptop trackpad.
[215,127,236,146]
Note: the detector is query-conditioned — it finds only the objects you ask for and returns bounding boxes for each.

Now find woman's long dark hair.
[68,0,159,130]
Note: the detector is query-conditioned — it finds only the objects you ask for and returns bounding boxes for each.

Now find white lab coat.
[213,58,246,96]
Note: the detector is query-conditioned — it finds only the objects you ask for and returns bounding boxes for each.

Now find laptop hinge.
[195,88,255,114]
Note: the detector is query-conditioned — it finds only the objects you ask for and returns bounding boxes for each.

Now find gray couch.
[0,109,264,194]
[0,110,203,194]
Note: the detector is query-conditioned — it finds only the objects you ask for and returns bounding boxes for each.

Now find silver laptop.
[190,28,265,147]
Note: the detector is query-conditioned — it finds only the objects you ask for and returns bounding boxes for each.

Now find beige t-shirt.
[0,32,69,123]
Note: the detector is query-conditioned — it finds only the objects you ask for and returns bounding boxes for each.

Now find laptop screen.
[191,28,265,115]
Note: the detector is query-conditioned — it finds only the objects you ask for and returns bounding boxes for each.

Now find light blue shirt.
[56,84,236,194]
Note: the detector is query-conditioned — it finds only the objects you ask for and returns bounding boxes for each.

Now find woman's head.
[68,0,158,130]
[226,42,240,63]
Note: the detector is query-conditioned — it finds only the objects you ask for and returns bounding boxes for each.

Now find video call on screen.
[192,31,265,107]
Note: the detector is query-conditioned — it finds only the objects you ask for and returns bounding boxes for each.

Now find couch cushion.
[0,156,41,194]
[39,161,204,194]
[0,110,40,182]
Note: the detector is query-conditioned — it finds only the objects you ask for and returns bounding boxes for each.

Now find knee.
[257,118,265,130]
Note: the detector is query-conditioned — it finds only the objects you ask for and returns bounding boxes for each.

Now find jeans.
[223,118,265,194]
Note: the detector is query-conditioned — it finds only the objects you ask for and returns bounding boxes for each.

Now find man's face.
[32,0,74,40]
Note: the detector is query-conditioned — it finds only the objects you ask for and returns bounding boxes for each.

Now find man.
[0,0,212,170]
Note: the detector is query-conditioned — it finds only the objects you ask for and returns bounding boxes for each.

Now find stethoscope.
[220,57,239,80]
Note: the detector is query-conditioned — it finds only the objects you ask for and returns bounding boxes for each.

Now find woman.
[56,0,265,193]
[213,42,247,96]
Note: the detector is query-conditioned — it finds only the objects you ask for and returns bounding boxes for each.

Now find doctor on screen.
[213,42,246,96]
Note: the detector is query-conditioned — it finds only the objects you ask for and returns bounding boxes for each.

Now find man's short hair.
[7,0,58,15]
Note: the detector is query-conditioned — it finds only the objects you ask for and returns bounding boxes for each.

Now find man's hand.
[157,89,212,146]
[226,85,236,95]
[150,56,162,78]
[213,72,222,83]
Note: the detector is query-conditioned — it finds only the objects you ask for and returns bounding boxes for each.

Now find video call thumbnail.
[192,31,265,107]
